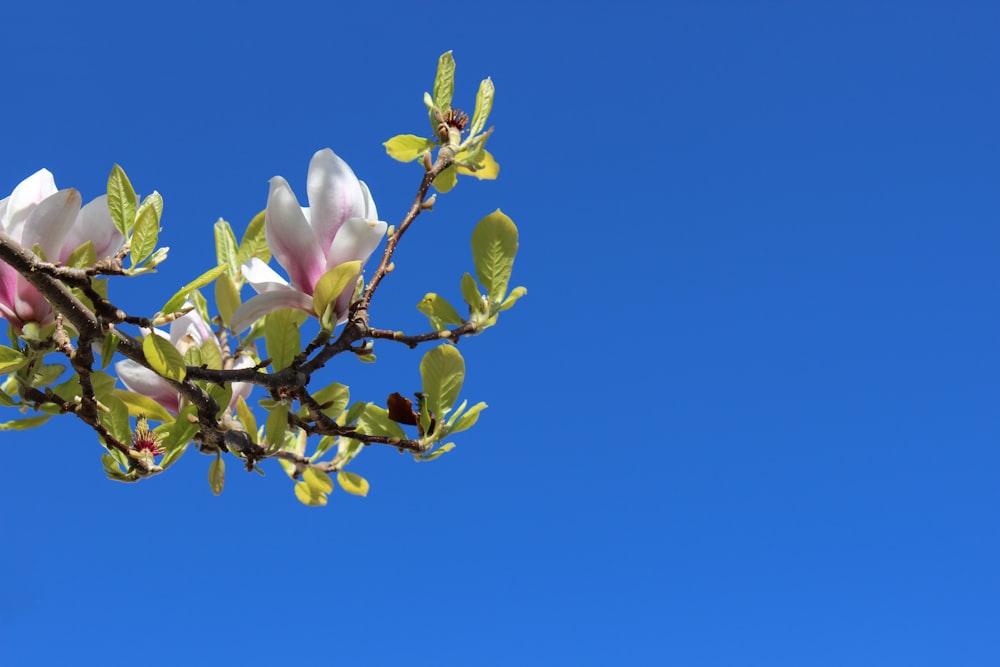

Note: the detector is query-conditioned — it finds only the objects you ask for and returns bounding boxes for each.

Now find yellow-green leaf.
[237,210,271,267]
[471,209,518,303]
[214,219,239,274]
[234,396,257,441]
[294,481,328,506]
[143,334,187,382]
[209,456,225,495]
[337,470,369,497]
[0,414,52,431]
[107,164,136,236]
[417,293,464,331]
[433,166,458,193]
[469,77,494,138]
[311,382,350,419]
[161,265,228,315]
[420,345,465,418]
[358,404,407,440]
[457,149,500,181]
[303,467,334,494]
[65,240,97,268]
[312,261,362,328]
[264,309,300,371]
[113,389,174,423]
[432,50,456,113]
[264,402,289,450]
[384,134,437,162]
[0,345,26,374]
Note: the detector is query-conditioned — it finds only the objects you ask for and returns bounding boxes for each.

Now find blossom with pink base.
[116,306,253,415]
[230,149,387,332]
[0,169,124,328]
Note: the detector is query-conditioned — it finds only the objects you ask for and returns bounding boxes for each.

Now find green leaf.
[499,286,527,311]
[0,346,26,374]
[130,193,161,266]
[107,164,137,236]
[99,395,131,446]
[383,134,438,162]
[206,383,233,419]
[460,272,481,312]
[214,272,241,328]
[160,405,199,453]
[303,467,334,494]
[358,404,407,440]
[32,363,67,389]
[234,395,258,441]
[264,402,290,450]
[417,293,464,331]
[457,148,500,180]
[161,265,228,315]
[311,382,350,419]
[417,442,456,462]
[214,219,239,273]
[264,309,300,371]
[0,414,52,431]
[342,401,366,428]
[143,334,187,382]
[471,209,518,303]
[113,389,174,423]
[209,455,225,495]
[237,210,271,267]
[65,240,97,268]
[469,77,494,137]
[337,471,369,497]
[448,401,487,434]
[420,345,465,418]
[312,261,362,328]
[198,339,223,371]
[100,333,118,369]
[433,50,456,113]
[294,481,328,506]
[432,166,458,193]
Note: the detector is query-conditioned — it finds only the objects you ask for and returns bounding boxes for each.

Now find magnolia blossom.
[230,149,387,332]
[0,169,124,328]
[116,306,253,415]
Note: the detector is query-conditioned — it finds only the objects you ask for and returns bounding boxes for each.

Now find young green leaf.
[448,401,488,434]
[433,50,456,113]
[311,382,350,419]
[460,272,482,312]
[384,134,438,162]
[471,209,518,303]
[100,333,118,369]
[209,455,225,495]
[234,395,258,441]
[214,219,239,273]
[0,415,52,431]
[358,404,407,440]
[143,334,187,382]
[237,210,271,267]
[100,396,131,446]
[469,77,495,138]
[107,164,137,236]
[161,265,228,315]
[417,293,464,331]
[264,402,290,450]
[312,261,362,328]
[113,389,174,423]
[420,345,465,418]
[215,272,241,327]
[130,194,161,266]
[294,481,328,506]
[337,471,369,497]
[0,346,26,374]
[432,166,458,193]
[499,286,528,311]
[65,240,97,268]
[303,467,334,494]
[456,148,500,180]
[264,309,300,371]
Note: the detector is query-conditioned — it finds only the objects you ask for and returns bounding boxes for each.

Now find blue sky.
[1,1,998,665]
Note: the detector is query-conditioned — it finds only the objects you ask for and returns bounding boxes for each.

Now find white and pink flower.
[230,149,387,332]
[0,169,124,328]
[116,306,253,415]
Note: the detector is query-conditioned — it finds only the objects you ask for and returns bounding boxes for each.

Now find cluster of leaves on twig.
[0,52,524,506]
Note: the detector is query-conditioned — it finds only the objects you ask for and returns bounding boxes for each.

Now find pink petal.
[4,169,57,242]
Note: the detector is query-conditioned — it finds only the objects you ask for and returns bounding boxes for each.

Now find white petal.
[359,180,378,221]
[115,359,181,414]
[265,176,324,293]
[60,194,123,262]
[230,289,315,333]
[307,149,368,251]
[241,257,290,293]
[325,217,388,272]
[4,169,57,242]
[21,189,82,259]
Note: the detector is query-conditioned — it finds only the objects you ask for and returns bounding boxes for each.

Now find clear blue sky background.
[1,2,997,665]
